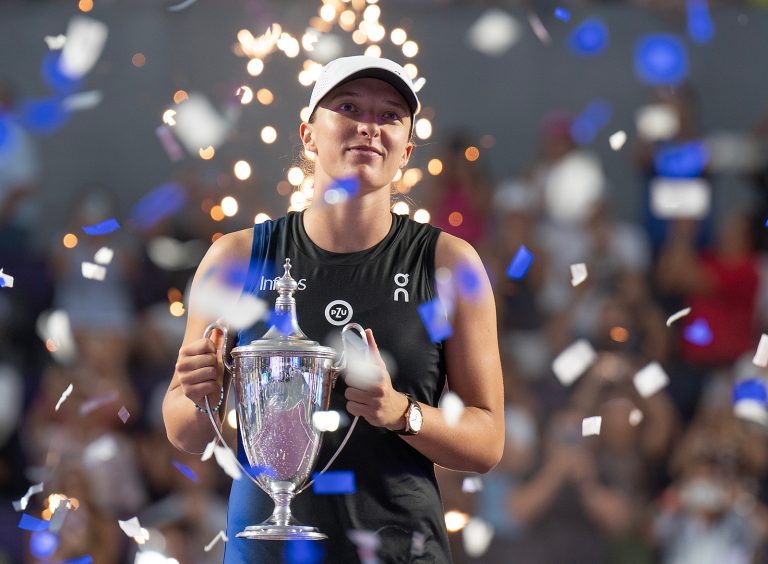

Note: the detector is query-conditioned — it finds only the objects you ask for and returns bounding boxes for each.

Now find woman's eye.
[338,103,356,112]
[383,111,401,121]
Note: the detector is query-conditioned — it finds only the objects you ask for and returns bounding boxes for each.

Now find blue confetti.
[554,7,571,22]
[454,262,482,300]
[312,470,356,494]
[506,245,534,280]
[18,513,49,532]
[41,51,82,95]
[30,530,59,559]
[331,176,359,197]
[684,317,713,346]
[0,116,10,152]
[0,278,5,288]
[284,539,325,564]
[129,183,187,230]
[18,97,69,135]
[733,378,767,404]
[568,18,609,56]
[58,556,93,564]
[248,464,277,480]
[571,99,613,145]
[764,218,768,228]
[172,460,198,482]
[687,0,714,44]
[417,299,453,343]
[654,141,709,177]
[268,309,293,335]
[82,218,121,235]
[634,34,689,86]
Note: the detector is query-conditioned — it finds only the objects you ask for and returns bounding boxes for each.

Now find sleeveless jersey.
[223,211,451,563]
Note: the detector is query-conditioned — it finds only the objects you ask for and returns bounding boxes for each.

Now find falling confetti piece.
[609,130,627,150]
[411,531,427,557]
[55,383,73,411]
[44,34,67,50]
[312,411,341,432]
[172,93,229,154]
[81,261,106,281]
[284,539,325,564]
[582,416,602,436]
[82,218,120,235]
[629,408,644,426]
[130,183,187,230]
[684,317,713,346]
[62,557,93,564]
[687,0,714,44]
[634,34,689,86]
[0,269,14,288]
[554,7,571,22]
[506,245,534,279]
[439,391,465,427]
[417,299,453,342]
[654,141,709,177]
[568,18,609,56]
[204,530,228,552]
[461,476,483,493]
[466,8,522,56]
[347,529,380,562]
[79,390,118,415]
[527,11,551,44]
[93,247,113,265]
[462,517,494,558]
[666,307,692,327]
[650,178,711,219]
[633,362,670,398]
[201,439,216,461]
[30,530,59,559]
[753,334,768,367]
[117,405,130,423]
[58,16,108,80]
[312,470,356,494]
[733,380,768,425]
[155,125,185,161]
[48,502,69,533]
[213,445,242,480]
[172,460,198,481]
[192,280,267,331]
[18,513,49,531]
[570,263,588,287]
[552,339,597,386]
[12,482,44,512]
[118,517,150,543]
[167,0,200,12]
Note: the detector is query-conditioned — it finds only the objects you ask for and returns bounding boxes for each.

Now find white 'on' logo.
[394,273,409,302]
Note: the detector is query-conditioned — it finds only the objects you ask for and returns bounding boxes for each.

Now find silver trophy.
[201,258,364,540]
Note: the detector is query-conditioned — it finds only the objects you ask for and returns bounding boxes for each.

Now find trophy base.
[237,524,327,541]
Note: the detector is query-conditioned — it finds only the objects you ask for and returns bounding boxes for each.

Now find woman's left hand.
[343,328,409,430]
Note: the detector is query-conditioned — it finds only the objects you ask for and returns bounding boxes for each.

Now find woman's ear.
[300,122,317,153]
[399,141,414,169]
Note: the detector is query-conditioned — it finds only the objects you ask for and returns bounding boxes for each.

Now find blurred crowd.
[3,73,768,564]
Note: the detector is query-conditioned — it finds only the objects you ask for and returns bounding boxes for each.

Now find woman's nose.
[357,114,380,137]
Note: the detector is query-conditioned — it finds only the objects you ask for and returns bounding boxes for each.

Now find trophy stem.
[269,488,294,527]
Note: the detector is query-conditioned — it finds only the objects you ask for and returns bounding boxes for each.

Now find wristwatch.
[394,393,423,435]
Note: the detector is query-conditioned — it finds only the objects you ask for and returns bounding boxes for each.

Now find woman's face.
[301,77,413,191]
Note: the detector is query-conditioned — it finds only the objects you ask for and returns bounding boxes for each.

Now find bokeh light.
[221,196,239,217]
[261,126,277,144]
[233,160,252,180]
[427,159,443,175]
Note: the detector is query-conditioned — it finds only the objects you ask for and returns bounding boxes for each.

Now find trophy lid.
[232,258,336,358]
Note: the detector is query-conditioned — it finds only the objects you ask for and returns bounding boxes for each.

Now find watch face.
[409,406,423,432]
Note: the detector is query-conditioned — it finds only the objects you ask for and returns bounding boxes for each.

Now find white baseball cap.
[307,56,420,121]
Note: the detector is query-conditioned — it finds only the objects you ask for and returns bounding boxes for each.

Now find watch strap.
[393,393,420,435]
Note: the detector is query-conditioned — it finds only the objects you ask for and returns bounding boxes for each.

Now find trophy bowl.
[202,258,363,541]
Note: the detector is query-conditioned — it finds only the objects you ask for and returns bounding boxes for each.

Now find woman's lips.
[347,146,382,156]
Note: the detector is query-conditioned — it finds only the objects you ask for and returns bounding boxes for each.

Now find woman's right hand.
[175,337,223,406]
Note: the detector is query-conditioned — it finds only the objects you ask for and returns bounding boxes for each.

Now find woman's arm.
[345,233,505,473]
[162,229,249,454]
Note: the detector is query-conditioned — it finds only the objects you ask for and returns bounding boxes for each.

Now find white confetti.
[118,516,150,544]
[0,269,14,288]
[347,529,380,564]
[439,391,465,427]
[48,501,69,532]
[635,103,679,142]
[213,445,242,480]
[167,0,200,12]
[650,177,711,219]
[61,90,102,112]
[609,130,627,151]
[582,416,602,436]
[628,408,644,426]
[734,399,768,425]
[467,9,522,56]
[118,405,130,423]
[753,334,768,368]
[312,410,341,432]
[37,310,77,364]
[155,125,185,162]
[172,93,230,154]
[55,383,73,411]
[570,263,588,287]
[44,34,67,50]
[413,77,427,93]
[92,246,113,265]
[12,482,44,512]
[81,261,106,281]
[83,434,118,464]
[79,390,119,415]
[192,281,267,331]
[201,439,216,461]
[59,16,108,79]
[204,530,228,552]
[462,476,483,493]
[666,307,692,327]
[410,531,426,557]
[527,11,551,44]
[552,339,597,386]
[633,362,670,398]
[462,517,494,558]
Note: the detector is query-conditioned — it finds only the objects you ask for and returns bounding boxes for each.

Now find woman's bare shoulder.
[197,228,253,271]
[434,231,483,270]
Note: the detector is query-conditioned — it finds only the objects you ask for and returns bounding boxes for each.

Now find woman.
[163,56,504,562]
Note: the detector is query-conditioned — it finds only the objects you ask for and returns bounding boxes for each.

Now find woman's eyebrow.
[327,90,408,112]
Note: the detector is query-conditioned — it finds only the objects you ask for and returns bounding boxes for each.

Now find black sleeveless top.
[223,211,451,563]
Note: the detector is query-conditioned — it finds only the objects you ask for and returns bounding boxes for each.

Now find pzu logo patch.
[325,299,353,326]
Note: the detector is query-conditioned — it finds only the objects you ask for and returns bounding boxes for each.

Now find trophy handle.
[203,320,235,374]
